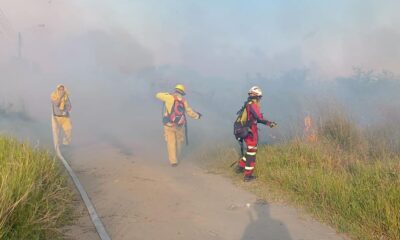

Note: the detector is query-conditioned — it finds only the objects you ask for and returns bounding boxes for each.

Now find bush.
[317,107,366,154]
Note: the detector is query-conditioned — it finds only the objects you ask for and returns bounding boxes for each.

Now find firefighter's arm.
[260,119,277,127]
[249,103,276,127]
[155,92,171,102]
[184,101,201,119]
[51,93,64,106]
[256,116,274,126]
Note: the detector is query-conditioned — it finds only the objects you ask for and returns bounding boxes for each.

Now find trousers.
[163,125,184,164]
[52,116,72,148]
[239,125,258,176]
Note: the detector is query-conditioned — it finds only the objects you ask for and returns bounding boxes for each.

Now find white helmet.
[248,86,262,97]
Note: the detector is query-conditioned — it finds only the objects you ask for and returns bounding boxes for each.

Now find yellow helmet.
[175,84,186,94]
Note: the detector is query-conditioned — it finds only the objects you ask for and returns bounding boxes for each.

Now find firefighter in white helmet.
[234,86,277,182]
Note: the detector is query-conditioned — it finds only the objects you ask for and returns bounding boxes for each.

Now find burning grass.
[206,109,400,240]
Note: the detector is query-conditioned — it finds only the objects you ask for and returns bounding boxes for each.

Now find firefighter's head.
[57,84,65,95]
[175,84,186,96]
[248,86,262,101]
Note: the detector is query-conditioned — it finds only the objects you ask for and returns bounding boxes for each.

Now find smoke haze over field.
[2,4,400,240]
[1,0,400,154]
[3,0,400,77]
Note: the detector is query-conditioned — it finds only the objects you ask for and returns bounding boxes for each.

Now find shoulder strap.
[163,94,186,118]
[173,95,185,103]
[173,95,186,112]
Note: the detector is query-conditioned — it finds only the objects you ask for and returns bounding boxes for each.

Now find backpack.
[163,95,186,126]
[233,101,251,140]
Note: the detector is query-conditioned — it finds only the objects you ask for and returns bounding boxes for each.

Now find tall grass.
[0,136,73,240]
[207,108,400,240]
[254,142,400,240]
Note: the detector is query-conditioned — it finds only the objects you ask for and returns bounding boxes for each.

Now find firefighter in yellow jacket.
[51,84,72,149]
[156,84,202,166]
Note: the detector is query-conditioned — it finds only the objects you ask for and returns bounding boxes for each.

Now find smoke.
[1,0,400,158]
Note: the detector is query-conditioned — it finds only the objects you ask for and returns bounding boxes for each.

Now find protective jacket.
[246,99,272,125]
[239,98,273,177]
[51,86,71,117]
[156,92,200,125]
[156,91,200,165]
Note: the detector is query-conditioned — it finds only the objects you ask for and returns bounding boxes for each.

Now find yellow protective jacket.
[156,92,200,123]
[51,85,71,117]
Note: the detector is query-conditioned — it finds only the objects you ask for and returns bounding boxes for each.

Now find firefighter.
[51,84,72,149]
[156,84,202,166]
[235,86,277,182]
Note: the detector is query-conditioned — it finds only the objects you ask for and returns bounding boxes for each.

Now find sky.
[1,0,400,79]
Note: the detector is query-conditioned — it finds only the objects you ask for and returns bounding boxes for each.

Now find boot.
[244,175,256,182]
[235,165,244,174]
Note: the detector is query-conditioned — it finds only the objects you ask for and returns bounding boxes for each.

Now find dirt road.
[64,141,345,240]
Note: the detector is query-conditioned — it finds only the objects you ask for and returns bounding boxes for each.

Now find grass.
[255,142,400,240]
[0,136,73,240]
[204,110,400,240]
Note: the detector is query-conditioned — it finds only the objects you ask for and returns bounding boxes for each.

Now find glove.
[197,112,202,119]
[269,121,277,128]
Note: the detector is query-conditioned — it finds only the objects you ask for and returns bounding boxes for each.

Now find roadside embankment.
[0,136,74,239]
[205,111,400,240]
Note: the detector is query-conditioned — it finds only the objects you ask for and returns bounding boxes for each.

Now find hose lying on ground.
[53,116,111,240]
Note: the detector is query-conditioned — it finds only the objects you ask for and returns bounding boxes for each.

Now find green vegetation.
[0,136,73,240]
[207,110,400,240]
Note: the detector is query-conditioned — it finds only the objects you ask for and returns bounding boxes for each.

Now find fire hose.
[53,116,111,240]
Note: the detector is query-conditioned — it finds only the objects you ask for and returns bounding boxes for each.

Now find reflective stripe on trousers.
[244,145,257,176]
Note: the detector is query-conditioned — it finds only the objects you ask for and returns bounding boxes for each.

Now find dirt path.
[65,142,345,240]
